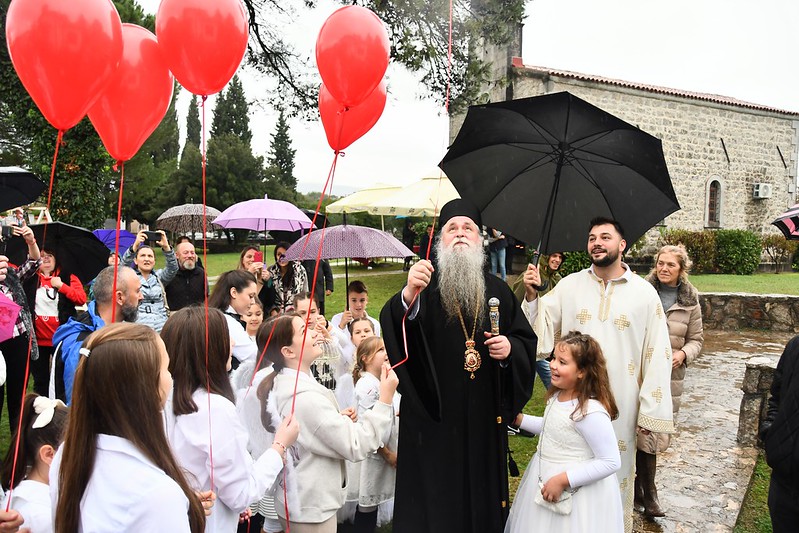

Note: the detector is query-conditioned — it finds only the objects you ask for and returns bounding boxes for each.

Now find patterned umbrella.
[213,196,314,232]
[772,203,799,240]
[155,203,222,234]
[283,224,412,289]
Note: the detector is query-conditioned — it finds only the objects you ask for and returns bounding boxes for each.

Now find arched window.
[707,179,721,228]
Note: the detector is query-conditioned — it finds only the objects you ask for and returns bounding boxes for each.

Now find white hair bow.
[31,396,66,429]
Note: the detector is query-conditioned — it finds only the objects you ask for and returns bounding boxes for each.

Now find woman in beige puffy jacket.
[636,244,704,518]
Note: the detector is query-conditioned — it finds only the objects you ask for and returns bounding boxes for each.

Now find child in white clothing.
[349,337,400,533]
[506,331,623,533]
[257,314,398,533]
[1,394,68,533]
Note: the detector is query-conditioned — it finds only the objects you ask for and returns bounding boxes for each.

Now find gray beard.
[181,259,196,270]
[435,236,486,324]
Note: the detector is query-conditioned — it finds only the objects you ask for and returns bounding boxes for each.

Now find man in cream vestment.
[522,217,674,533]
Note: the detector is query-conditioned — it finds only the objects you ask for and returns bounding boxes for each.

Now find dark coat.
[164,266,207,311]
[762,335,799,487]
[380,273,535,533]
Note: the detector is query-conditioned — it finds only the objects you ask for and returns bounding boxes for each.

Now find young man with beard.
[165,239,207,311]
[52,265,143,404]
[380,199,535,533]
[521,217,674,533]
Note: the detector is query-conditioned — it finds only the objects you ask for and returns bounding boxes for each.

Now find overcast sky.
[138,0,798,195]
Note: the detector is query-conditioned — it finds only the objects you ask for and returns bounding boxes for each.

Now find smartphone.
[0,226,15,240]
[144,230,161,243]
[253,251,263,263]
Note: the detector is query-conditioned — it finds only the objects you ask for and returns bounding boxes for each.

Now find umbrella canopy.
[440,92,680,254]
[0,292,21,343]
[7,222,110,283]
[325,183,402,214]
[0,167,47,213]
[367,175,460,217]
[155,203,222,234]
[93,229,136,252]
[772,203,799,240]
[213,196,314,232]
[284,224,413,261]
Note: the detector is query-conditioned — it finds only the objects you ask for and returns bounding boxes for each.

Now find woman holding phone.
[238,245,274,310]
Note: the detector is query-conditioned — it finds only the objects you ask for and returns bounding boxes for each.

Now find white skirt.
[505,452,624,533]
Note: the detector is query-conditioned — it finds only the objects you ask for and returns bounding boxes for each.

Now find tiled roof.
[511,58,799,116]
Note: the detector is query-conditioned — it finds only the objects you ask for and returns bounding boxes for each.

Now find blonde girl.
[52,322,206,533]
[257,314,398,533]
[505,331,623,533]
[348,337,400,532]
[1,393,68,533]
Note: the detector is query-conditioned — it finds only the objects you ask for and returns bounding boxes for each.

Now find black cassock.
[380,273,535,533]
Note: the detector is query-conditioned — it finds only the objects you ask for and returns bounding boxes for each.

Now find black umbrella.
[6,222,110,283]
[440,92,680,255]
[0,167,47,213]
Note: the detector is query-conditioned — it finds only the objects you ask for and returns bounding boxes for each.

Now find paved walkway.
[633,329,792,532]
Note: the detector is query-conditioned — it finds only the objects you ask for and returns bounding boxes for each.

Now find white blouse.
[164,389,284,533]
[2,479,52,533]
[225,306,258,363]
[50,434,191,532]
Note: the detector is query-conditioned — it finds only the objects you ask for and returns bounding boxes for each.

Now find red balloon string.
[40,129,64,248]
[4,334,34,511]
[200,94,215,493]
[110,162,125,322]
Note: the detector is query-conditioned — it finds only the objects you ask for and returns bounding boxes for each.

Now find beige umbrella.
[326,183,401,231]
[367,174,460,217]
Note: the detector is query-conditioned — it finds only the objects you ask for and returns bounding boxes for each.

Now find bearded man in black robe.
[381,199,535,533]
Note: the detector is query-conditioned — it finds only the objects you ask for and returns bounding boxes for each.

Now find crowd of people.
[1,197,797,532]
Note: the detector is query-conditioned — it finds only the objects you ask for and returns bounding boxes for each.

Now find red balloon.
[319,81,387,151]
[5,0,123,131]
[156,0,249,96]
[316,6,389,107]
[88,24,175,162]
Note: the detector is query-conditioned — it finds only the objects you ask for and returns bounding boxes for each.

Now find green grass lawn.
[690,272,799,296]
[734,454,773,533]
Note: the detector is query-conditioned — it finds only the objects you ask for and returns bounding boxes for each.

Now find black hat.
[438,199,482,230]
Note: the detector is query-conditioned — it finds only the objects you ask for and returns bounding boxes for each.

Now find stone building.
[451,49,799,243]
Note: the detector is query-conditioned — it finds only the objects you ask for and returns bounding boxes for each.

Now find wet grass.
[690,272,799,296]
[734,453,773,533]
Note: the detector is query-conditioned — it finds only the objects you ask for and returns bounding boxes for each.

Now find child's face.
[351,321,375,348]
[549,343,583,392]
[348,291,369,319]
[295,298,319,322]
[245,305,263,333]
[291,316,322,361]
[364,342,388,376]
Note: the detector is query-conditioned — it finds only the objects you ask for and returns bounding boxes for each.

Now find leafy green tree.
[268,109,297,194]
[210,76,252,144]
[205,133,266,209]
[185,95,201,155]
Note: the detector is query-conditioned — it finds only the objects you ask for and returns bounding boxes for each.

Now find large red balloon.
[156,0,249,96]
[5,0,123,131]
[316,6,389,108]
[88,24,175,162]
[319,81,387,152]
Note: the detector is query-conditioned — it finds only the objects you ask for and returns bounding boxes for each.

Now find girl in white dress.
[51,322,207,533]
[349,337,400,533]
[334,317,375,410]
[256,314,398,533]
[162,307,299,533]
[245,300,264,342]
[506,331,624,533]
[1,394,67,533]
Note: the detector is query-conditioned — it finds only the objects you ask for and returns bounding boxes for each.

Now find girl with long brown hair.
[256,314,398,533]
[162,307,298,533]
[505,331,623,533]
[52,322,206,533]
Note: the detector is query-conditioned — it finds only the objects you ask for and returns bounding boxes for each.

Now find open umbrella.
[440,92,680,254]
[0,292,21,343]
[156,203,222,235]
[93,229,136,252]
[0,167,47,213]
[367,174,460,217]
[772,203,799,240]
[213,195,314,233]
[284,224,412,291]
[6,222,110,283]
[325,183,401,214]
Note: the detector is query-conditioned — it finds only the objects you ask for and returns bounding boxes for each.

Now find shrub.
[761,234,799,273]
[715,230,761,275]
[660,229,717,273]
[560,251,591,276]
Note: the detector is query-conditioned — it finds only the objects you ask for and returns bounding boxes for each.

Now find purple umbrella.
[213,195,315,232]
[284,224,412,289]
[772,203,799,240]
[93,229,136,252]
